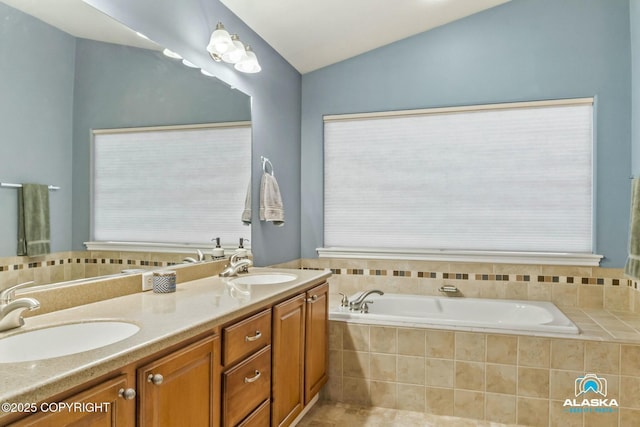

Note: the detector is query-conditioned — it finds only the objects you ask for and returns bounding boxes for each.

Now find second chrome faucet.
[219,250,253,277]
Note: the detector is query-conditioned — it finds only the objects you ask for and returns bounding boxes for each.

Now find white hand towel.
[241,181,251,225]
[260,172,284,226]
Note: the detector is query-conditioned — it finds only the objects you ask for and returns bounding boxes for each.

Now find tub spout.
[349,290,383,311]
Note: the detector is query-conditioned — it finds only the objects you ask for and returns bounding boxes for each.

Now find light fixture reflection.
[182,59,199,68]
[162,48,182,59]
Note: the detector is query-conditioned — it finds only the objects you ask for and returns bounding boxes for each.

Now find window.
[90,122,251,250]
[322,98,598,264]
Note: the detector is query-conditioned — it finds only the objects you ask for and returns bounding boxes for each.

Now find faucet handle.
[338,293,349,307]
[0,281,35,304]
[361,300,374,313]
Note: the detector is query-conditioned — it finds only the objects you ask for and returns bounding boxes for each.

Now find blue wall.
[0,3,75,256]
[632,0,640,175]
[301,0,632,267]
[84,0,303,266]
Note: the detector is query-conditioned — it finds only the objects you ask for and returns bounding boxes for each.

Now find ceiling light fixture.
[206,22,261,73]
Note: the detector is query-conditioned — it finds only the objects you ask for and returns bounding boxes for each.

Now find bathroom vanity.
[0,268,330,426]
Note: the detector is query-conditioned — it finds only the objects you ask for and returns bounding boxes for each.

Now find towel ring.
[261,156,274,176]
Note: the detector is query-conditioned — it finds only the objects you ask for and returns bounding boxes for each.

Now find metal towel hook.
[261,156,274,176]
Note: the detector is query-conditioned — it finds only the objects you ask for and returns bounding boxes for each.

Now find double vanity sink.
[0,267,328,415]
[0,321,140,363]
[0,272,298,364]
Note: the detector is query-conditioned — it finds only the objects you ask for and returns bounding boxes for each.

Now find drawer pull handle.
[306,294,318,303]
[118,388,136,400]
[244,370,261,383]
[245,330,262,342]
[147,373,164,385]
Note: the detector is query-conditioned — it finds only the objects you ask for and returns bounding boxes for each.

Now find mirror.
[0,1,252,285]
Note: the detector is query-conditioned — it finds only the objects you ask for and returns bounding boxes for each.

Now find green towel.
[625,178,640,280]
[17,183,51,257]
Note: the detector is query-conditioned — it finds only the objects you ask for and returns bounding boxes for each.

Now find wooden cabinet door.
[304,282,329,404]
[271,293,305,427]
[138,335,220,427]
[9,374,135,427]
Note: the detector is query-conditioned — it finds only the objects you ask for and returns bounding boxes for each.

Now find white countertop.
[0,268,331,408]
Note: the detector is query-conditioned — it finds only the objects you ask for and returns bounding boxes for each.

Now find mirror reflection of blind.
[92,124,251,244]
[324,100,594,253]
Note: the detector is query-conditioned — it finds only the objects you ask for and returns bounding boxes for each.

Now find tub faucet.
[0,281,40,332]
[219,251,253,277]
[349,290,383,312]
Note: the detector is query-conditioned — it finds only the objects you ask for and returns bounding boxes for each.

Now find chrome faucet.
[349,289,383,312]
[0,281,40,332]
[219,251,253,277]
[183,249,205,263]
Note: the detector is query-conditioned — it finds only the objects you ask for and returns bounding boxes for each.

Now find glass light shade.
[206,23,233,55]
[221,36,246,64]
[234,48,261,73]
[162,48,182,59]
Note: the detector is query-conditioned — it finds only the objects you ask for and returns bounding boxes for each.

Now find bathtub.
[329,293,579,335]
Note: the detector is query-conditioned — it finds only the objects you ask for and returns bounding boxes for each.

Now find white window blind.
[92,123,251,246]
[324,99,594,254]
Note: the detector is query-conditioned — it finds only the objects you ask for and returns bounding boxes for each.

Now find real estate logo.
[563,373,618,414]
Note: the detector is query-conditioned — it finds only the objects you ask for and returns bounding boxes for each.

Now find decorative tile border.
[321,267,633,287]
[0,257,179,272]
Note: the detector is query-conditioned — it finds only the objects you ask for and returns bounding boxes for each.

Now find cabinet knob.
[306,294,318,303]
[118,388,136,400]
[244,370,261,383]
[245,330,262,342]
[147,373,164,385]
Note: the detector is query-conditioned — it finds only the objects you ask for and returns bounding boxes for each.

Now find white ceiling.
[220,0,511,73]
[2,0,511,74]
[1,0,158,50]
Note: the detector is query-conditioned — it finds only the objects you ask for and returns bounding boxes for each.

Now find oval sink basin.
[0,321,140,363]
[230,273,297,286]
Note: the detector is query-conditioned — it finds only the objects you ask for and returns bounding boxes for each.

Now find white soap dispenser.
[237,237,250,259]
[211,237,225,260]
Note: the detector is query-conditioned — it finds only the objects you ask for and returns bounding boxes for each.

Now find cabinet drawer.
[237,400,270,427]
[223,308,271,366]
[223,346,271,427]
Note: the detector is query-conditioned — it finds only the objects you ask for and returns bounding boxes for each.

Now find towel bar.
[1,182,60,190]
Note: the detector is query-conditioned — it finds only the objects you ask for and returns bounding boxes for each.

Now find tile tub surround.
[265,258,640,426]
[325,321,640,427]
[0,250,192,290]
[292,258,636,312]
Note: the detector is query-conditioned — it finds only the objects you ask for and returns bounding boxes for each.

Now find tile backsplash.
[275,258,640,312]
[0,251,188,291]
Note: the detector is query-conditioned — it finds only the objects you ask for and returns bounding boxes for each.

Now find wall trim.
[316,247,603,266]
